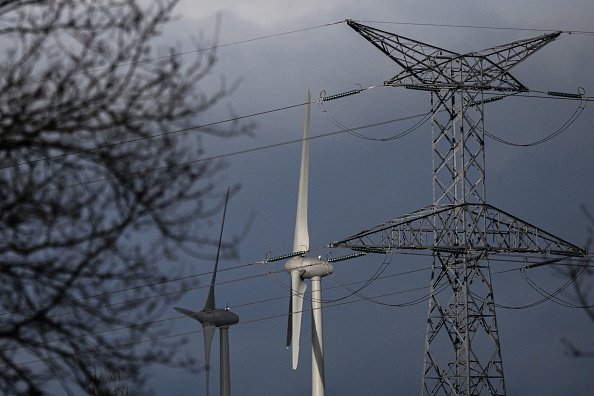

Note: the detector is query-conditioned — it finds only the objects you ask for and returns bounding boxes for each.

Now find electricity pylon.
[330,20,587,396]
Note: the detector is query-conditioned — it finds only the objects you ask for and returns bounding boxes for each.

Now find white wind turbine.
[284,90,334,396]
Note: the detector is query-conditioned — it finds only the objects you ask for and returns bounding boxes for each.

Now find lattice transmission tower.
[330,20,587,395]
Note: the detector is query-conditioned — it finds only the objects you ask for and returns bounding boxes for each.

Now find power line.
[482,94,588,146]
[5,245,590,320]
[472,262,593,310]
[35,110,435,193]
[10,17,594,91]
[17,255,591,369]
[357,20,594,35]
[3,243,416,318]
[3,79,591,176]
[0,83,396,172]
[6,265,434,359]
[13,21,346,88]
[19,86,588,193]
[6,251,591,358]
[4,247,428,322]
[14,286,432,370]
[0,101,307,172]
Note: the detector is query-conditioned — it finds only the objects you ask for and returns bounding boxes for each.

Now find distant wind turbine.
[284,90,334,396]
[175,188,239,396]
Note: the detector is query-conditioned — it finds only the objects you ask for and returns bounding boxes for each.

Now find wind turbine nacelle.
[284,256,334,279]
[302,261,334,279]
[196,309,240,327]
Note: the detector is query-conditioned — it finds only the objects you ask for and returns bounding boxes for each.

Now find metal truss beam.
[346,20,560,92]
[329,203,586,257]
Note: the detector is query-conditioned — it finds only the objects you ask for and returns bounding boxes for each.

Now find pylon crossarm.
[329,204,442,250]
[346,19,460,86]
[471,31,561,73]
[329,203,587,257]
[348,20,561,93]
[463,31,561,91]
[480,204,587,255]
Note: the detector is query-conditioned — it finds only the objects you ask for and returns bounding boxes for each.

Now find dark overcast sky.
[143,1,594,395]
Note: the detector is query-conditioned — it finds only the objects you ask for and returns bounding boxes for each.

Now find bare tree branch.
[0,0,252,393]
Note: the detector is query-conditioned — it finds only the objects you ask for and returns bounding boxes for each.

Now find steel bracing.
[331,203,586,257]
[330,20,587,395]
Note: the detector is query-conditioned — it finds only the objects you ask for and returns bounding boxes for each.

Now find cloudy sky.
[144,1,594,394]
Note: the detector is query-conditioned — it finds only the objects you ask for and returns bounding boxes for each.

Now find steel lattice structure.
[329,20,587,396]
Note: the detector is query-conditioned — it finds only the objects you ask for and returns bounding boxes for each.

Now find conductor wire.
[318,86,439,141]
[484,90,587,146]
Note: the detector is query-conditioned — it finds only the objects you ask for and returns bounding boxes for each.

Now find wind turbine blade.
[290,269,307,370]
[204,188,230,311]
[174,307,198,319]
[286,289,293,348]
[203,324,216,396]
[293,90,311,253]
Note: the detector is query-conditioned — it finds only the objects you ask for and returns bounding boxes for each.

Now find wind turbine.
[175,188,239,396]
[284,90,334,396]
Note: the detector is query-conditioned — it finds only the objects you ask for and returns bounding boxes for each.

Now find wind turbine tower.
[330,20,587,395]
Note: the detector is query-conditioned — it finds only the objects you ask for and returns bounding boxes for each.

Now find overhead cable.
[358,20,594,35]
[6,254,593,361]
[483,89,588,146]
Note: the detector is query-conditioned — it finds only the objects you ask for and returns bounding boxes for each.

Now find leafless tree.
[0,0,251,394]
[89,369,129,396]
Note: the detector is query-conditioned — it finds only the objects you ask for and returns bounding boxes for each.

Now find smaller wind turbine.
[175,189,239,396]
[284,90,334,396]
